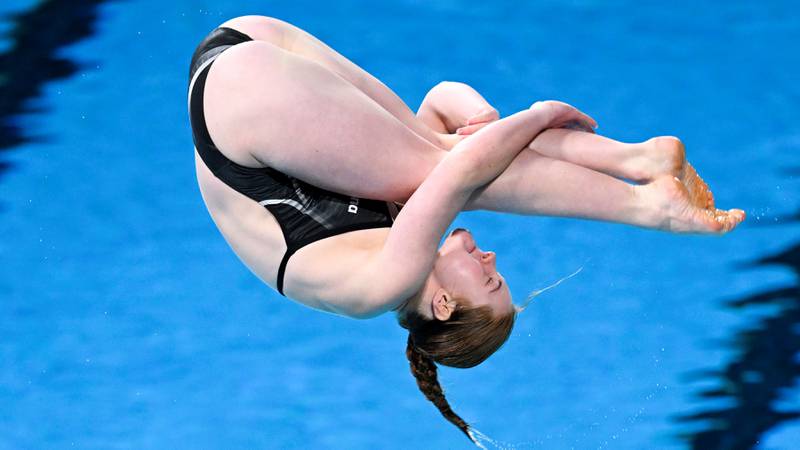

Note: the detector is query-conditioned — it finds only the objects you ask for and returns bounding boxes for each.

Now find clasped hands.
[454,101,597,138]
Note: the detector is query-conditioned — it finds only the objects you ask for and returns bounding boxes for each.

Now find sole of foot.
[643,175,745,234]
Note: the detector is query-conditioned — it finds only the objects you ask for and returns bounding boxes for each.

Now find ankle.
[622,143,653,183]
[631,182,668,229]
[623,137,686,183]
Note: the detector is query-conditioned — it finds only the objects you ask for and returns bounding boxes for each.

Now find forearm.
[464,149,654,228]
[453,109,551,189]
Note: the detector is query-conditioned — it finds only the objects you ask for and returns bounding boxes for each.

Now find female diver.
[187,15,745,443]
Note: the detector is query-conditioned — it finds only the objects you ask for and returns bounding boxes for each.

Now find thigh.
[218,15,445,149]
[203,40,447,203]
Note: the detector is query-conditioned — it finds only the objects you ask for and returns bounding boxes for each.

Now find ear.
[431,288,456,321]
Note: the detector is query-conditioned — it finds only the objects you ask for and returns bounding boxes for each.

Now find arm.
[416,81,498,134]
[346,103,595,317]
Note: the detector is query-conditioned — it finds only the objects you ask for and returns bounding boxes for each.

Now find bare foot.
[626,136,685,183]
[650,137,718,212]
[681,162,715,210]
[637,136,728,214]
[650,136,686,179]
[637,175,746,234]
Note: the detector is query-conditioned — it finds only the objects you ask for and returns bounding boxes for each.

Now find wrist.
[437,132,461,150]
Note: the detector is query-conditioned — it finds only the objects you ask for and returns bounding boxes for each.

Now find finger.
[562,114,597,132]
[572,110,598,129]
[559,119,596,134]
[466,108,499,125]
[465,116,491,126]
[547,102,598,129]
[456,122,490,135]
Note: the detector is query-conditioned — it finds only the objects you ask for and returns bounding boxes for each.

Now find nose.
[450,227,470,237]
[481,251,496,266]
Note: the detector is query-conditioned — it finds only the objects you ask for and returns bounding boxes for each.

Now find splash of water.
[515,264,585,313]
[467,427,491,450]
[468,427,514,449]
[465,266,587,450]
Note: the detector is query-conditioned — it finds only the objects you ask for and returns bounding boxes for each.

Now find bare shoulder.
[283,227,393,318]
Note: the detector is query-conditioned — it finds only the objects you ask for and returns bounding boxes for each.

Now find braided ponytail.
[400,302,516,443]
[406,335,475,442]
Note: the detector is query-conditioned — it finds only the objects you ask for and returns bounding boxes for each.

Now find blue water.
[1,1,798,449]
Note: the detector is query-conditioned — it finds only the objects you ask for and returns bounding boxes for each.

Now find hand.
[455,106,500,135]
[559,119,598,134]
[530,100,598,133]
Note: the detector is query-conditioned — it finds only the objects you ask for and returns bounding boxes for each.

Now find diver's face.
[433,228,512,315]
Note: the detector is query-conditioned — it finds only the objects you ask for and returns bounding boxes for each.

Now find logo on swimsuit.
[348,197,359,214]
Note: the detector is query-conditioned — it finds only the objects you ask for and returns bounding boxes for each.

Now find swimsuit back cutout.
[187,27,395,296]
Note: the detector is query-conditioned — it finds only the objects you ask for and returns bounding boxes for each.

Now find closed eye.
[485,275,502,292]
[486,276,502,291]
[492,278,503,292]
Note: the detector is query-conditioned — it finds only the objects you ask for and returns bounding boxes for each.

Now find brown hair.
[398,297,516,443]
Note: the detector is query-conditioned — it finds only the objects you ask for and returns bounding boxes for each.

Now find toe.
[705,210,726,233]
[732,209,746,224]
[717,212,734,233]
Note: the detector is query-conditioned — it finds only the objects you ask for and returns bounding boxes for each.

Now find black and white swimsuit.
[187,26,398,296]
